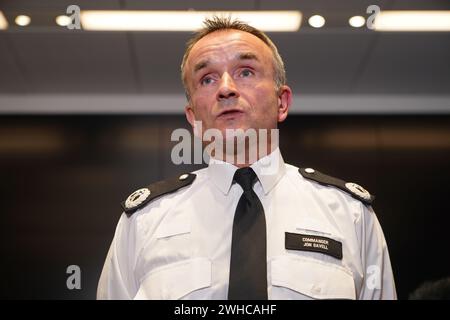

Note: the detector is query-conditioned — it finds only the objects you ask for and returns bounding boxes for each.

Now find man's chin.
[200,122,257,142]
[216,120,249,131]
[221,125,251,137]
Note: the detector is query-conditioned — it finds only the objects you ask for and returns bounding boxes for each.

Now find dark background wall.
[1,114,449,299]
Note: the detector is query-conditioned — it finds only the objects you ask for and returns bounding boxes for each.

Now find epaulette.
[121,173,196,216]
[298,168,375,205]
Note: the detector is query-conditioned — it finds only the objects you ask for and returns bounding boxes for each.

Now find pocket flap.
[155,216,190,239]
[271,255,356,299]
[134,257,211,299]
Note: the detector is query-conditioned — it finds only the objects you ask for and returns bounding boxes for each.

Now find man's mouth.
[217,109,244,119]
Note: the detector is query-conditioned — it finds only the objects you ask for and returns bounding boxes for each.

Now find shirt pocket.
[270,255,356,300]
[134,257,212,300]
[155,215,190,239]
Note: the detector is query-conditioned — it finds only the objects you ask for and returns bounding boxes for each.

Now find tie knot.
[233,167,257,192]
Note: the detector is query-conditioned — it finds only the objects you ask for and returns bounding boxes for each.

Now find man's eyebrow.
[194,60,209,74]
[236,52,259,62]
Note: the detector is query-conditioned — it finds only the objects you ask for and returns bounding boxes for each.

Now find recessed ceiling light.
[56,15,72,27]
[349,16,365,28]
[308,15,325,28]
[15,15,31,27]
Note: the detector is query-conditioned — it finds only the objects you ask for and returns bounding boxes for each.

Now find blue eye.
[200,77,214,85]
[240,69,253,77]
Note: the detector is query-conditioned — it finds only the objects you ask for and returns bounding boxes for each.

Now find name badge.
[285,232,343,260]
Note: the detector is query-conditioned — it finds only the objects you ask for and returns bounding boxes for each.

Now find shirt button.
[311,285,322,294]
[179,173,189,180]
[305,168,315,174]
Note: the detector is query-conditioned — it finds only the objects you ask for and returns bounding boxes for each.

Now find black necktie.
[228,167,268,300]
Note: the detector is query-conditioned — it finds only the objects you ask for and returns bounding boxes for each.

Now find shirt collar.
[207,147,286,195]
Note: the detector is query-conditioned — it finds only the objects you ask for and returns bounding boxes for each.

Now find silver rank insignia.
[125,188,151,209]
[345,182,371,201]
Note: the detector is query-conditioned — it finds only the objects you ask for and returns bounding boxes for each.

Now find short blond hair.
[180,16,286,100]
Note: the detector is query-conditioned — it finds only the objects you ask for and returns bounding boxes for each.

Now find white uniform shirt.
[97,148,397,300]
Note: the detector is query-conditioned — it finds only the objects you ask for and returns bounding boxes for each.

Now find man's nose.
[216,73,239,101]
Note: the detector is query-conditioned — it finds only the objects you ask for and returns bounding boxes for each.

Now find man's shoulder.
[120,167,208,216]
[284,163,374,206]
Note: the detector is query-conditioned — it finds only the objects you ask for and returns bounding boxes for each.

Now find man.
[97,16,396,300]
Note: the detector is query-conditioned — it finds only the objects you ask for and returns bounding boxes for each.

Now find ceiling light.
[349,16,365,28]
[56,15,72,27]
[15,15,31,26]
[81,10,302,32]
[374,11,450,31]
[0,11,8,30]
[308,15,325,28]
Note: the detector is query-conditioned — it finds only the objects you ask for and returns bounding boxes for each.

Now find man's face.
[184,30,291,137]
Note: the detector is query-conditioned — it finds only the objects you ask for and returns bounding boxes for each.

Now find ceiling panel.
[0,0,449,95]
[133,32,188,94]
[0,0,122,11]
[272,33,374,93]
[0,34,29,92]
[3,0,447,11]
[355,33,450,94]
[8,32,137,93]
[389,0,450,10]
[259,0,392,11]
[123,0,256,10]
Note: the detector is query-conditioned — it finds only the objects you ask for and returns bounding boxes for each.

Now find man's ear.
[277,85,292,123]
[185,104,196,128]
